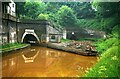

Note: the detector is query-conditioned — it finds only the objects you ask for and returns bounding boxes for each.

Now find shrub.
[84,32,119,77]
[85,46,119,77]
[96,37,118,55]
[38,13,49,20]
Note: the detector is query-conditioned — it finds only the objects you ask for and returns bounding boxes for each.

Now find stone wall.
[17,20,63,43]
[1,18,63,45]
[17,20,47,43]
[46,25,63,42]
[2,19,17,45]
[66,27,106,40]
[8,20,17,43]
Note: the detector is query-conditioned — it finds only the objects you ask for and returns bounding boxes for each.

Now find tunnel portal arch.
[21,29,40,44]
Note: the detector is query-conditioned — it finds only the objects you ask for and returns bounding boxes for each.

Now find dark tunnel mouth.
[23,34,38,45]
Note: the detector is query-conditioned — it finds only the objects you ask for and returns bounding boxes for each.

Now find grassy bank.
[61,38,71,42]
[84,33,119,78]
[80,16,120,77]
[77,15,118,32]
[85,46,119,77]
[0,43,30,53]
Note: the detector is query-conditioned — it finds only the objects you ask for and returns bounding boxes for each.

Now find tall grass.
[0,43,29,52]
[84,33,119,78]
[61,38,71,42]
[85,46,119,77]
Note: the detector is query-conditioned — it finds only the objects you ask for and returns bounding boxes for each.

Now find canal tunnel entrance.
[23,34,39,45]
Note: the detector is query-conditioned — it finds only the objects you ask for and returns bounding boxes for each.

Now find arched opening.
[22,48,39,63]
[70,34,77,40]
[23,34,38,45]
[51,35,55,39]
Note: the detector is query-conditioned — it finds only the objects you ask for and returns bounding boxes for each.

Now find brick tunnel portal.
[23,34,39,45]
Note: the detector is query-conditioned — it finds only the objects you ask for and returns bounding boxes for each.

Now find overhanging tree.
[24,1,47,19]
[57,5,77,27]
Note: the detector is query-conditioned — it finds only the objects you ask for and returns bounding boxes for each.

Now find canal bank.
[39,41,97,56]
[0,43,30,56]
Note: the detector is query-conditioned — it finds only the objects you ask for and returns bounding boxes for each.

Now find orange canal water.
[2,46,97,77]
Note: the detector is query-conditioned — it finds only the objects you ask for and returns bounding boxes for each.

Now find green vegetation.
[83,1,120,77]
[57,5,77,27]
[96,37,118,55]
[16,0,120,77]
[85,46,119,77]
[16,2,95,28]
[85,34,119,77]
[19,1,47,19]
[61,38,71,43]
[16,1,120,33]
[0,43,30,53]
[38,13,49,20]
[84,21,120,77]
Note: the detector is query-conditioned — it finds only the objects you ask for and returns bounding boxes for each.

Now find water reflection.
[22,49,39,63]
[2,46,97,77]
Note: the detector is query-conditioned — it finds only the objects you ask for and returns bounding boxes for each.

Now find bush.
[38,13,49,20]
[85,46,119,77]
[0,42,23,49]
[76,19,101,30]
[57,5,77,27]
[84,32,119,77]
[95,26,119,55]
[19,15,32,20]
[96,37,118,55]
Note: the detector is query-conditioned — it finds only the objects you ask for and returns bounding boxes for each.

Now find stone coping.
[39,42,97,56]
[1,44,30,56]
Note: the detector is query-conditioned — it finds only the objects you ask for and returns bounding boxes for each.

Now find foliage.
[16,2,26,17]
[57,5,77,27]
[46,2,62,14]
[84,30,119,77]
[95,23,120,55]
[76,19,101,30]
[38,13,49,20]
[15,1,120,78]
[90,1,120,33]
[83,1,120,77]
[19,15,32,20]
[92,2,119,18]
[23,1,47,19]
[0,42,29,52]
[61,38,71,42]
[17,2,96,27]
[0,42,18,49]
[96,36,118,55]
[111,24,120,37]
[0,43,30,54]
[74,2,95,19]
[16,1,119,31]
[85,46,119,77]
[100,15,119,33]
[0,42,24,49]
[77,14,119,34]
[50,2,95,19]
